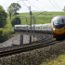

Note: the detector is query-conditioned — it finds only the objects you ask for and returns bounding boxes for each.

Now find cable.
[17,0,28,3]
[17,0,30,10]
[50,0,61,11]
[16,0,47,16]
[17,0,41,12]
[27,0,45,11]
[23,0,40,11]
[53,0,60,9]
[47,0,59,11]
[16,0,62,16]
[17,0,61,11]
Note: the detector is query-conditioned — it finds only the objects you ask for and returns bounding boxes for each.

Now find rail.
[0,34,60,57]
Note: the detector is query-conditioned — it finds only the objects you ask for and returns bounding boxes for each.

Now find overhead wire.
[17,0,43,11]
[17,0,61,11]
[52,0,60,9]
[16,0,61,16]
[16,0,43,15]
[23,0,45,16]
[22,0,42,12]
[47,0,60,11]
[50,0,61,11]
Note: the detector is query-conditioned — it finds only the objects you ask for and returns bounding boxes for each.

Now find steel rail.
[0,35,60,57]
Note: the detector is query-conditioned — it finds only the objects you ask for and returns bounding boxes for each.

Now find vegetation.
[0,5,7,27]
[8,3,21,20]
[11,16,21,27]
[41,54,65,65]
[19,12,65,24]
[0,5,12,42]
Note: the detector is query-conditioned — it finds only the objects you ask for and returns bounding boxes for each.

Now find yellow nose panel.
[53,27,65,35]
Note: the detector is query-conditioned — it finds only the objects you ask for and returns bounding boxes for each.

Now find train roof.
[51,16,65,22]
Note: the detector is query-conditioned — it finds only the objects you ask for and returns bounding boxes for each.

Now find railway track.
[0,34,61,57]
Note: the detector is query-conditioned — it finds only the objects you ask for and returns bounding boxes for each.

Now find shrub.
[0,29,4,42]
[0,28,12,43]
[0,5,7,28]
[11,16,21,27]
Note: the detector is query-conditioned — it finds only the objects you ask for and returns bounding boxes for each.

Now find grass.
[41,54,65,65]
[19,12,65,24]
[6,12,65,26]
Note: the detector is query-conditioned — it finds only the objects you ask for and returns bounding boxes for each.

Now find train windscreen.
[53,19,65,28]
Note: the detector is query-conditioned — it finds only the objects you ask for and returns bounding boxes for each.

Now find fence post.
[20,34,23,45]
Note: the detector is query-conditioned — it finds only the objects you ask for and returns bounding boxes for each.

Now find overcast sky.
[0,0,65,12]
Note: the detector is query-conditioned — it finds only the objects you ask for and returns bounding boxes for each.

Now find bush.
[11,16,21,27]
[0,29,4,42]
[0,5,7,28]
[0,28,12,43]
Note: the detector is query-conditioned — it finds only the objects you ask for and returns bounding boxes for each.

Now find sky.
[0,0,65,12]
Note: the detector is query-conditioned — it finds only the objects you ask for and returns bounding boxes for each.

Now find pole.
[29,6,32,44]
[29,6,32,28]
[20,34,23,45]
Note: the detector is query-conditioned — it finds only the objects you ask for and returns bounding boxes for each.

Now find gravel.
[0,40,65,65]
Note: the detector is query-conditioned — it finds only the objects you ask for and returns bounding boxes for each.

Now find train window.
[53,19,65,25]
[53,20,58,25]
[38,27,40,30]
[62,19,65,24]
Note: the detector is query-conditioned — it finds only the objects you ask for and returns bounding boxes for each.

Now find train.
[51,16,65,40]
[14,23,51,31]
[14,16,65,40]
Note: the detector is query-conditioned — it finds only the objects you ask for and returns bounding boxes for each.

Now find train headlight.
[53,28,56,31]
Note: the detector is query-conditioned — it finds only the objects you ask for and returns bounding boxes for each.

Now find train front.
[51,16,65,40]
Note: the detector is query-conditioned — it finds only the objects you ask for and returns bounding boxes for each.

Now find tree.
[0,5,7,27]
[8,3,21,20]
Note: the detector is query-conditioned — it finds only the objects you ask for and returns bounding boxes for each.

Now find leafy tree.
[0,5,7,27]
[8,3,21,20]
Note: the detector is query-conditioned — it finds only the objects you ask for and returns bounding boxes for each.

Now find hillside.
[19,12,65,24]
